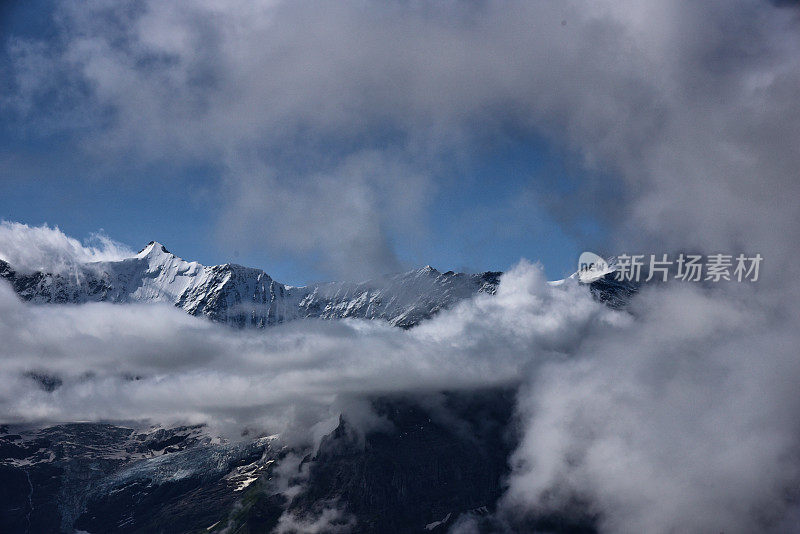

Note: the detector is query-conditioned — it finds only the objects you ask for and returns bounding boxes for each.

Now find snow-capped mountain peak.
[136,241,172,260]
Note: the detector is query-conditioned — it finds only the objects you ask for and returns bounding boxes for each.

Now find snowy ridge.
[0,242,500,328]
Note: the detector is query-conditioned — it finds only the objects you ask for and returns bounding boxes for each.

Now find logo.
[578,251,613,283]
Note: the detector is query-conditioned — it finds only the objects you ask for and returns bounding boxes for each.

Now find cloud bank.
[0,259,616,442]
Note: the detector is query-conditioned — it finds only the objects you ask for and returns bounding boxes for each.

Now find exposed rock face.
[286,392,517,533]
[0,423,276,534]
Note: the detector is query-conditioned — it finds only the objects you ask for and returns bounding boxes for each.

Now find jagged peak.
[216,262,268,274]
[136,241,173,259]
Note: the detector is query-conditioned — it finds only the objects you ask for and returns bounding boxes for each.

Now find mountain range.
[0,241,501,329]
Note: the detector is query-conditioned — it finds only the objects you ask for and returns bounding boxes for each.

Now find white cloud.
[0,221,134,274]
[11,0,797,278]
[502,284,800,533]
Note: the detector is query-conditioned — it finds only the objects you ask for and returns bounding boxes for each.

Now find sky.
[0,0,613,285]
[2,1,800,532]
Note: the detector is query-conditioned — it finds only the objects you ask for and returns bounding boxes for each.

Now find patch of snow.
[233,475,259,492]
[425,512,451,530]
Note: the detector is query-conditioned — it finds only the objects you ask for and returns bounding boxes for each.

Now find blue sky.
[0,128,600,284]
[0,0,614,285]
